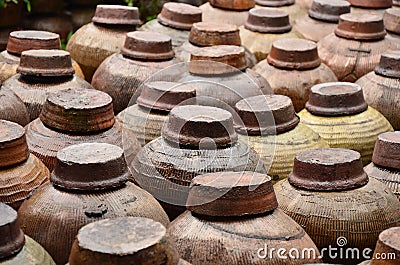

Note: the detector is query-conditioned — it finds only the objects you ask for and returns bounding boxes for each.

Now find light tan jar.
[255,0,307,25]
[199,0,255,26]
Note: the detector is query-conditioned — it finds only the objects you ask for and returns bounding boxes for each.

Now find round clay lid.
[92,5,141,26]
[51,143,129,191]
[209,0,255,10]
[6,30,61,56]
[0,203,25,259]
[40,88,115,133]
[0,120,29,168]
[234,95,299,136]
[187,171,278,216]
[394,0,400,6]
[245,8,292,33]
[255,0,295,7]
[347,0,392,9]
[162,105,238,149]
[372,227,400,263]
[189,22,241,47]
[121,31,174,61]
[372,132,400,170]
[305,82,368,116]
[384,8,400,35]
[137,81,196,112]
[157,2,202,30]
[335,13,386,40]
[375,50,400,79]
[17,50,75,77]
[308,0,351,23]
[289,148,369,191]
[267,38,321,70]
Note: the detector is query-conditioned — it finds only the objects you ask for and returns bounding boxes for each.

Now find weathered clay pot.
[298,82,393,165]
[384,8,400,43]
[0,120,49,210]
[253,38,337,112]
[3,49,92,121]
[239,7,303,62]
[235,95,329,182]
[140,2,202,48]
[274,148,400,265]
[255,0,307,25]
[66,5,142,82]
[173,0,207,6]
[18,142,169,265]
[168,171,322,264]
[199,0,255,26]
[91,31,180,114]
[0,203,55,265]
[317,13,400,82]
[21,14,74,41]
[297,0,313,9]
[294,0,351,42]
[349,0,392,17]
[0,84,30,126]
[132,105,266,220]
[356,51,400,130]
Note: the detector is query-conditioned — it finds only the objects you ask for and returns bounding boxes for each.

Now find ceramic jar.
[18,143,170,265]
[298,82,393,165]
[356,51,400,130]
[174,0,207,6]
[234,95,329,182]
[274,148,400,265]
[318,13,400,82]
[348,0,392,17]
[3,49,92,121]
[297,0,313,9]
[0,84,29,126]
[239,7,303,62]
[91,31,180,113]
[168,171,322,264]
[67,5,142,82]
[199,0,255,26]
[253,38,337,112]
[384,8,400,44]
[255,0,307,25]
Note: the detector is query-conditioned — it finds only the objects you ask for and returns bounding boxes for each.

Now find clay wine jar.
[253,38,337,112]
[317,13,400,82]
[234,95,328,183]
[3,49,93,122]
[298,82,393,165]
[199,0,255,26]
[384,8,400,44]
[255,0,307,25]
[91,31,180,114]
[168,171,322,264]
[297,0,313,9]
[0,83,30,126]
[18,142,170,265]
[67,5,142,82]
[356,51,400,130]
[0,203,55,265]
[348,0,392,17]
[274,148,400,265]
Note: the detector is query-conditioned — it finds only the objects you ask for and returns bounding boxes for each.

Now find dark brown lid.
[137,81,196,112]
[92,5,141,26]
[51,143,129,191]
[372,132,400,170]
[375,50,400,79]
[187,171,278,216]
[0,120,29,168]
[305,82,368,116]
[347,0,392,9]
[245,8,292,33]
[157,2,202,30]
[371,227,400,265]
[0,203,25,259]
[384,8,400,34]
[189,22,241,47]
[40,88,115,133]
[121,31,174,61]
[209,0,255,10]
[289,148,369,191]
[308,0,351,23]
[6,30,61,56]
[234,95,299,136]
[255,0,295,7]
[17,50,75,77]
[335,13,386,40]
[162,105,238,148]
[267,38,321,70]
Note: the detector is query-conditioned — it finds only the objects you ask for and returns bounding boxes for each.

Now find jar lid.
[383,8,400,35]
[289,148,369,191]
[121,31,174,61]
[187,171,278,216]
[209,0,255,10]
[255,0,295,7]
[372,227,400,263]
[335,13,386,40]
[40,88,115,133]
[137,81,196,112]
[92,5,141,26]
[189,22,241,47]
[0,120,29,168]
[162,105,238,148]
[372,132,400,170]
[17,50,75,77]
[51,143,129,191]
[267,38,321,70]
[347,0,392,9]
[244,8,292,33]
[375,50,400,79]
[305,82,368,116]
[394,0,400,7]
[308,0,350,23]
[234,95,299,136]
[0,203,25,259]
[157,2,202,30]
[6,30,61,56]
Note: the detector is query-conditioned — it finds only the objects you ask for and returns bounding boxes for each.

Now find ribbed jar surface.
[199,2,252,26]
[294,16,338,43]
[365,163,400,199]
[0,87,30,126]
[255,4,307,25]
